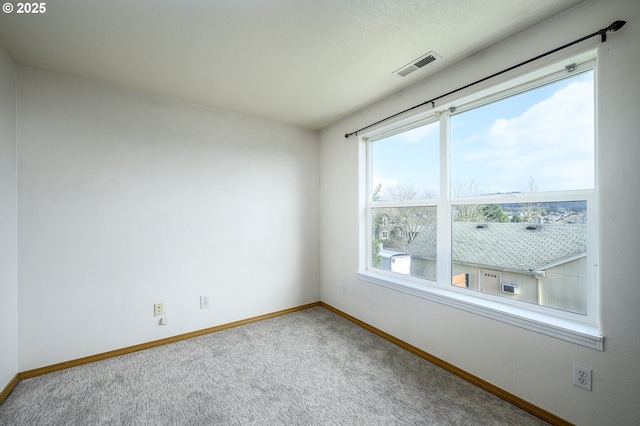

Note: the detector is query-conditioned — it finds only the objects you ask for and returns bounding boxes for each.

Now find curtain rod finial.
[345,133,350,138]
[607,20,626,32]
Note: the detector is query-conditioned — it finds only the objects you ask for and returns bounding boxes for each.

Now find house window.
[360,57,601,349]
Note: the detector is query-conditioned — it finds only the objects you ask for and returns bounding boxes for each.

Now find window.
[369,121,439,281]
[359,58,602,349]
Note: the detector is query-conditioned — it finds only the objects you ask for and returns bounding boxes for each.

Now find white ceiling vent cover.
[394,51,442,77]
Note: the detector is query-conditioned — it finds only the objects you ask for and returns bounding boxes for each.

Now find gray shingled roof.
[405,222,587,273]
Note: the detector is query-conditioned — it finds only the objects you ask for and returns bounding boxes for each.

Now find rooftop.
[405,222,587,273]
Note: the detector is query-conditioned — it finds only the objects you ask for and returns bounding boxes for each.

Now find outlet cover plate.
[154,303,164,316]
[573,364,592,390]
[200,295,210,309]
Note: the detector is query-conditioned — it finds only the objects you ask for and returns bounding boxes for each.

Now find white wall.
[0,48,18,390]
[17,68,319,370]
[319,0,640,424]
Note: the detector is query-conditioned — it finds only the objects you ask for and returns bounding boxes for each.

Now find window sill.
[356,270,603,351]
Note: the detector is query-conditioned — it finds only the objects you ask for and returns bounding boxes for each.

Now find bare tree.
[522,177,542,222]
[384,183,418,201]
[452,179,484,222]
[451,178,480,197]
[372,182,382,202]
[395,206,435,246]
[375,183,437,250]
[453,204,484,222]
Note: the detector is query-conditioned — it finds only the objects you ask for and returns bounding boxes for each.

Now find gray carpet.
[0,306,548,425]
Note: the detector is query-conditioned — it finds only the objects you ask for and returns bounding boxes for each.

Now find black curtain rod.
[345,20,626,139]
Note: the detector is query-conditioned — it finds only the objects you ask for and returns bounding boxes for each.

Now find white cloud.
[456,79,594,193]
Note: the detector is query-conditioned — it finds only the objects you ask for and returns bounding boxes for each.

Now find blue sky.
[372,70,594,199]
[372,121,440,199]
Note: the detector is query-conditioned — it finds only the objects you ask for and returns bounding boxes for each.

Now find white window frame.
[357,53,603,350]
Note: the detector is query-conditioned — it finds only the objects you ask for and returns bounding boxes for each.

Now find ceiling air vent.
[394,51,442,77]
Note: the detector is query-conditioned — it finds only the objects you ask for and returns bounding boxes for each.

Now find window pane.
[372,206,436,280]
[371,121,439,201]
[451,201,587,314]
[451,71,594,196]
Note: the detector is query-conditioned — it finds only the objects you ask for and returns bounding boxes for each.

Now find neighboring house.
[403,222,587,314]
[400,221,438,281]
[376,213,428,251]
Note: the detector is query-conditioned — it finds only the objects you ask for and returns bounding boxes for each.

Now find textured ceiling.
[0,0,584,130]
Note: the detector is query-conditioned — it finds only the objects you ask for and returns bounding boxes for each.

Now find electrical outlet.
[573,364,592,390]
[154,303,164,316]
[200,295,210,309]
